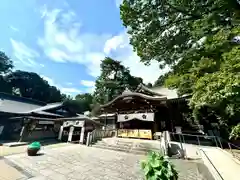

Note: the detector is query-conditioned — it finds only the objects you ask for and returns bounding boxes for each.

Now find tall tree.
[0,51,13,74]
[5,70,63,103]
[120,0,240,67]
[0,51,13,93]
[93,57,143,104]
[75,93,93,112]
[120,0,240,131]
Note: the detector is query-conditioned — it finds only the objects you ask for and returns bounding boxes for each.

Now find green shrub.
[141,151,178,180]
[230,124,240,140]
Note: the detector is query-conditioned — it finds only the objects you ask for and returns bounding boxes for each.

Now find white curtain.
[117,113,154,122]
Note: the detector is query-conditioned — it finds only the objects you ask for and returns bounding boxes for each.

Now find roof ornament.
[122,87,132,95]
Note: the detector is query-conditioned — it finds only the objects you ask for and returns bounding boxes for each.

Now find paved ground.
[3,144,207,180]
[0,158,29,180]
[201,147,240,180]
[0,142,70,156]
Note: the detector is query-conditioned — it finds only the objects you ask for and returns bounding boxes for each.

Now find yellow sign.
[117,129,152,139]
[139,130,152,139]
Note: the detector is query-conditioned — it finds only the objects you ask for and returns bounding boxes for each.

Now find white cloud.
[9,25,19,32]
[61,87,81,94]
[41,75,56,86]
[104,32,170,84]
[115,0,123,7]
[80,80,95,87]
[38,7,109,77]
[85,87,95,94]
[80,80,95,94]
[41,75,81,95]
[66,82,73,85]
[38,6,165,85]
[10,38,40,67]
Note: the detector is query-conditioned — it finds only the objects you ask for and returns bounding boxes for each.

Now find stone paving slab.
[5,144,207,180]
[0,159,29,180]
[0,142,70,157]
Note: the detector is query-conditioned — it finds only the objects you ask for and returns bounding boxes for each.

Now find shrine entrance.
[117,113,154,139]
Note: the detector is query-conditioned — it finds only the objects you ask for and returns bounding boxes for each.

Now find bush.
[141,151,178,180]
[230,124,240,140]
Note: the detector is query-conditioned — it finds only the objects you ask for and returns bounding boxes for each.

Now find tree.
[75,93,93,112]
[5,70,63,103]
[0,51,13,93]
[0,51,13,74]
[120,0,240,133]
[120,0,240,67]
[0,76,12,93]
[154,72,172,87]
[93,57,143,104]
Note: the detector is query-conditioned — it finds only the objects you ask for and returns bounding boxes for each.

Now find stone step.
[116,141,134,145]
[96,140,161,151]
[92,142,161,155]
[96,141,132,148]
[92,144,148,155]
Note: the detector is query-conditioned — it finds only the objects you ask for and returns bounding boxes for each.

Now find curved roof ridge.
[135,83,166,97]
[100,92,167,109]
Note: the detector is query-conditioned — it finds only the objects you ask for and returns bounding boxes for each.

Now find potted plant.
[141,151,178,180]
[27,142,41,156]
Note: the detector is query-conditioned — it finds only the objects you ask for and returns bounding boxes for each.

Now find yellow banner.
[117,129,152,139]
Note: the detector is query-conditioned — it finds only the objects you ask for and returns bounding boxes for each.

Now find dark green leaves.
[93,57,143,104]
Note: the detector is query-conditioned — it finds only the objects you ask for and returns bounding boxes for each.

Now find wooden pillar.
[58,125,64,141]
[68,126,74,142]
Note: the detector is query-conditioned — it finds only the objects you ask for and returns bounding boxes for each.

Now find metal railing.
[220,138,240,161]
[167,132,240,161]
[86,128,116,146]
[170,132,221,147]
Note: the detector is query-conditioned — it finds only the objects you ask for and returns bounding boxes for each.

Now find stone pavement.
[0,142,70,156]
[0,158,29,180]
[5,144,207,180]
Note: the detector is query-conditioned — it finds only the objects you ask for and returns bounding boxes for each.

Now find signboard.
[63,131,81,136]
[39,121,54,125]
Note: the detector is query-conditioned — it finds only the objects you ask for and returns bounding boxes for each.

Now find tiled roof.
[150,87,179,99]
[0,99,42,113]
[0,93,63,116]
[23,102,63,113]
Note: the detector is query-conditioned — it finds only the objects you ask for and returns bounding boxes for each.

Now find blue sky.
[0,0,166,96]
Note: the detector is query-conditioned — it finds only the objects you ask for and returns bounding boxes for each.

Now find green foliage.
[120,0,240,66]
[75,93,93,110]
[63,93,94,114]
[120,0,240,127]
[5,70,63,103]
[93,57,143,104]
[141,151,178,180]
[230,124,240,140]
[0,51,13,74]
